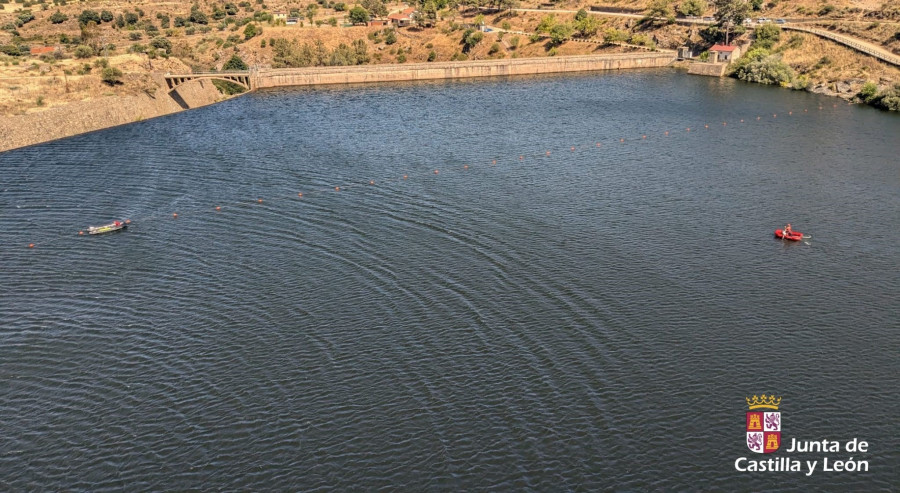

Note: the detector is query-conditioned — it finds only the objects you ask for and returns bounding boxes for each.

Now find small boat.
[775,229,802,241]
[88,220,128,235]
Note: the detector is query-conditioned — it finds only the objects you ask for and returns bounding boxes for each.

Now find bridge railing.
[164,71,251,77]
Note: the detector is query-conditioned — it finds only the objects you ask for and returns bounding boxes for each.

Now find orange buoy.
[620,138,624,143]
[686,127,690,132]
[570,146,575,151]
[804,109,808,112]
[492,160,496,164]
[546,151,551,156]
[78,231,84,236]
[28,243,34,248]
[596,143,601,147]
[298,192,303,197]
[403,175,408,180]
[173,213,178,218]
[434,169,439,175]
[369,180,374,185]
[257,199,263,203]
[125,219,131,224]
[463,164,469,169]
[334,186,340,191]
[519,155,524,160]
[740,119,744,123]
[757,116,761,120]
[705,124,709,129]
[773,114,777,118]
[642,135,646,139]
[789,111,793,115]
[664,131,669,136]
[215,206,221,211]
[723,122,727,126]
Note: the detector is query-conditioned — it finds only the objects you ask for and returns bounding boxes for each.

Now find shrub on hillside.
[101,66,123,85]
[858,81,879,103]
[73,44,94,58]
[49,11,68,24]
[150,37,172,53]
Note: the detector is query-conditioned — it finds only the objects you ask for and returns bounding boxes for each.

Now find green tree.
[384,28,397,44]
[417,0,437,27]
[223,53,248,70]
[100,10,113,23]
[360,0,388,18]
[348,6,369,25]
[647,0,672,18]
[190,6,209,25]
[461,28,483,52]
[149,37,172,53]
[244,22,261,39]
[678,0,706,17]
[714,0,750,26]
[49,11,68,24]
[549,22,573,45]
[78,9,101,26]
[574,13,601,38]
[536,15,556,33]
[603,27,627,44]
[730,48,794,85]
[754,22,780,49]
[306,4,318,25]
[18,11,35,24]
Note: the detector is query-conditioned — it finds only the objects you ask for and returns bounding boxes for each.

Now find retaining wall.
[688,62,729,77]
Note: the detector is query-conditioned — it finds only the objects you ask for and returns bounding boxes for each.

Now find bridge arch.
[164,72,253,92]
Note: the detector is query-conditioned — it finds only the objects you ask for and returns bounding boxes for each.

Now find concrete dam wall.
[255,53,676,88]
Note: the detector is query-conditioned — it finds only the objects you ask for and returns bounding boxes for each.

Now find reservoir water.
[1,70,898,490]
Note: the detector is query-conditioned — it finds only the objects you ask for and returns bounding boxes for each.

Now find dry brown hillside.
[1,0,899,117]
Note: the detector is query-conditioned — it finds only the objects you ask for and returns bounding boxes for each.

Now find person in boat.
[114,220,121,227]
[784,223,792,236]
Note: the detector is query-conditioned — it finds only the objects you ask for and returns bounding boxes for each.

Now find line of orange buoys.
[20,105,831,249]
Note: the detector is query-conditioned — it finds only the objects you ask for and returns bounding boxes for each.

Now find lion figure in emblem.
[747,433,763,451]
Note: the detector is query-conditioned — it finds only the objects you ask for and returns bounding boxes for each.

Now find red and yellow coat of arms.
[746,395,781,453]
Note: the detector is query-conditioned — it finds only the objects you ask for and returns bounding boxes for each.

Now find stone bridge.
[164,71,253,91]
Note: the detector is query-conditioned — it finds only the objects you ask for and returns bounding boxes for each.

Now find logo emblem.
[746,395,781,453]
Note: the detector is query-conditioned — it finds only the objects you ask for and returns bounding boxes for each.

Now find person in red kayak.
[114,220,121,227]
[784,223,792,236]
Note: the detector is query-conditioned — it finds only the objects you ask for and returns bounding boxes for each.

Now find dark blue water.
[1,70,898,490]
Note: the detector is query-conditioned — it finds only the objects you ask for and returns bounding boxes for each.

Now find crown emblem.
[746,394,781,410]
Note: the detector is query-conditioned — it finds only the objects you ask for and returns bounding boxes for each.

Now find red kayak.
[775,229,803,241]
